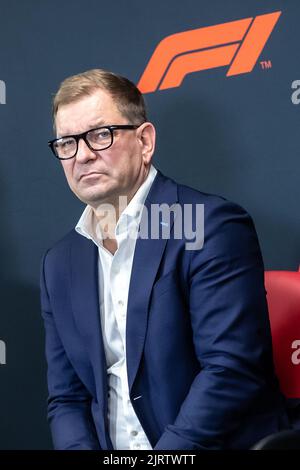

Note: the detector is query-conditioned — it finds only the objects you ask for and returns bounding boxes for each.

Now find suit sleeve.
[155,201,275,450]
[40,251,101,450]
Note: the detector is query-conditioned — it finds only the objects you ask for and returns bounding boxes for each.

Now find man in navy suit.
[41,68,289,450]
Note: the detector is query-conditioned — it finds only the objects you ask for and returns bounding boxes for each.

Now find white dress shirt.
[75,165,157,450]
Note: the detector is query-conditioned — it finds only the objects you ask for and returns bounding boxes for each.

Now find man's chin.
[74,187,117,207]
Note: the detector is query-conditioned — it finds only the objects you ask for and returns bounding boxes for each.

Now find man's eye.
[96,130,110,139]
[56,138,74,148]
[62,139,75,147]
[88,129,111,141]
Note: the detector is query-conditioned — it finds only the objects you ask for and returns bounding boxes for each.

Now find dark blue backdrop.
[0,0,298,449]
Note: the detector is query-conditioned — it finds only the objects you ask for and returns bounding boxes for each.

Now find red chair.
[265,268,300,398]
[251,270,300,448]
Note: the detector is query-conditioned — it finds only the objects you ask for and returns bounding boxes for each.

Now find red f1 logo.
[137,11,281,93]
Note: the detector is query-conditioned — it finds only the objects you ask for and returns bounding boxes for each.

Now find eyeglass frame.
[48,124,143,160]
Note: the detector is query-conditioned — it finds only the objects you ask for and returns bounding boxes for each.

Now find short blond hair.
[52,69,148,129]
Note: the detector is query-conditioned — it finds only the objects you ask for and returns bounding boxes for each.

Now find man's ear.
[137,122,156,164]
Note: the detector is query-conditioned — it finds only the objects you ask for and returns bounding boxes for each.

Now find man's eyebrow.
[57,120,106,138]
[89,119,106,128]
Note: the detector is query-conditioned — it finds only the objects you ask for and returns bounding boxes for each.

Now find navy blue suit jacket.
[40,170,289,450]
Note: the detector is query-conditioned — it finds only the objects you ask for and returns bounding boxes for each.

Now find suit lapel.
[70,235,108,409]
[126,171,178,392]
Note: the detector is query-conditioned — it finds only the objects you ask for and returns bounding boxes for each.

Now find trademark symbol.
[260,60,272,70]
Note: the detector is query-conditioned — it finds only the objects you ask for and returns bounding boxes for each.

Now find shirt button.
[134,443,141,449]
[131,430,138,437]
[118,300,124,307]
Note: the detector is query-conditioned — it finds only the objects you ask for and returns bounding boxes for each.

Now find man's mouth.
[79,172,104,180]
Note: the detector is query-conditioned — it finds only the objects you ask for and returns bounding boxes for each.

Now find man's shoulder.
[43,228,85,261]
[177,180,226,204]
[160,173,257,247]
[164,173,248,216]
[167,177,261,262]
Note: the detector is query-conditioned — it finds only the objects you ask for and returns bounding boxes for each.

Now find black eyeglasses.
[48,124,142,160]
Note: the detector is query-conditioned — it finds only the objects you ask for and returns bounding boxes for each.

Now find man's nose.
[75,137,97,163]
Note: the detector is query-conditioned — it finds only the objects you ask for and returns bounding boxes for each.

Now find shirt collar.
[120,164,157,221]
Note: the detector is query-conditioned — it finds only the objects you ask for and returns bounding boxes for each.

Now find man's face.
[55,89,154,209]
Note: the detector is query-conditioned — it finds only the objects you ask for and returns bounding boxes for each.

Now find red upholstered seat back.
[265,270,300,398]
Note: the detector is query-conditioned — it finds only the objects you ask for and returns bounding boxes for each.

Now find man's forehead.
[55,90,121,135]
[57,90,115,118]
[56,118,106,137]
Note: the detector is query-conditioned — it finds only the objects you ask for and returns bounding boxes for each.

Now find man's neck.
[91,167,151,254]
